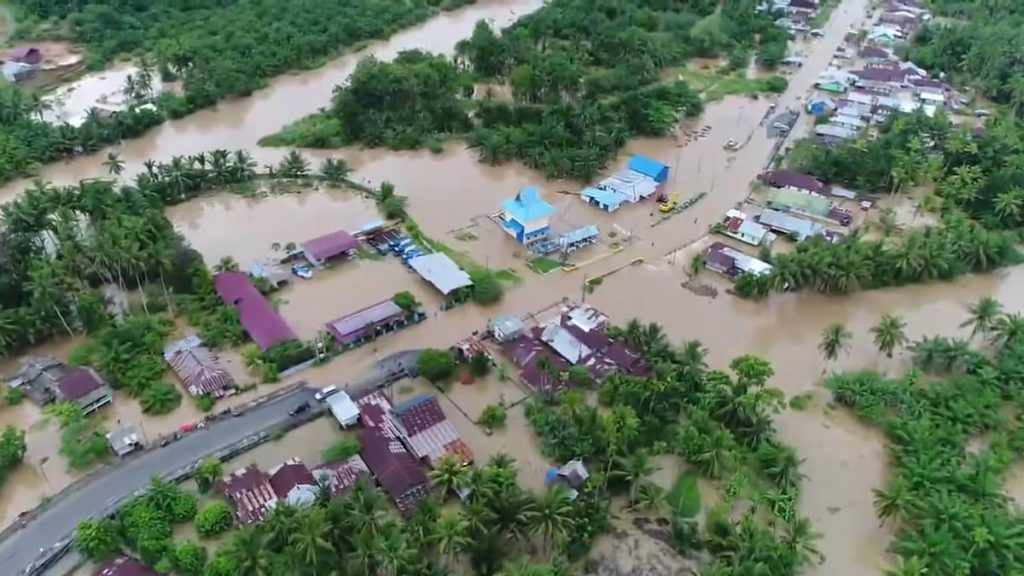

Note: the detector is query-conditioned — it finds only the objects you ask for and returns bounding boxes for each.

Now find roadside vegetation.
[527,320,821,574]
[0,426,28,487]
[1,0,476,185]
[263,0,788,181]
[825,300,1024,575]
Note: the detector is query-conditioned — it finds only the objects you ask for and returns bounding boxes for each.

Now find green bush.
[193,395,215,413]
[322,437,361,462]
[261,340,315,371]
[4,387,24,405]
[668,473,702,518]
[417,349,457,383]
[194,458,223,494]
[142,383,183,415]
[469,269,503,304]
[468,351,491,377]
[392,291,419,312]
[75,518,121,562]
[174,540,207,575]
[478,405,507,432]
[195,501,234,539]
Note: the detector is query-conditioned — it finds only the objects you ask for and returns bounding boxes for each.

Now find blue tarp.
[627,154,669,183]
[501,186,555,223]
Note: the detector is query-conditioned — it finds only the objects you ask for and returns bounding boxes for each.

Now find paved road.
[2,384,317,574]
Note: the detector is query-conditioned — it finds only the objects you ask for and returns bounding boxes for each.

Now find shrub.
[4,387,24,405]
[418,349,457,383]
[469,269,503,304]
[75,518,120,562]
[141,383,183,415]
[668,473,702,518]
[392,291,419,312]
[194,458,223,494]
[468,351,491,377]
[478,405,507,432]
[322,437,361,462]
[195,501,234,539]
[173,540,207,575]
[193,395,215,413]
[261,340,315,371]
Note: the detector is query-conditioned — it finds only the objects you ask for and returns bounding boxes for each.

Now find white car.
[291,263,314,279]
[315,385,339,402]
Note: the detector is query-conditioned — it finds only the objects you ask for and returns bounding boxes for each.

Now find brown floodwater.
[2,0,1009,573]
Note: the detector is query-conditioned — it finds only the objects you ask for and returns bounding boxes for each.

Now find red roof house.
[9,47,43,65]
[301,230,358,266]
[324,299,406,345]
[56,367,112,415]
[312,455,371,499]
[357,393,430,516]
[213,271,297,351]
[216,464,278,524]
[390,394,473,466]
[268,459,318,507]
[94,557,157,576]
[760,170,830,195]
[163,336,235,397]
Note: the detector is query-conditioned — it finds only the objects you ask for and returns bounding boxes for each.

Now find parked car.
[315,385,338,402]
[288,401,311,416]
[291,263,314,279]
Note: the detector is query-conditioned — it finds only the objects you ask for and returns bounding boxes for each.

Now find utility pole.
[581,273,588,304]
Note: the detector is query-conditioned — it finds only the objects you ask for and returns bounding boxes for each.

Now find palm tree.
[990,312,1024,348]
[432,510,469,568]
[531,485,573,552]
[103,152,125,176]
[818,323,852,363]
[428,453,470,497]
[883,556,929,576]
[213,256,240,273]
[289,508,335,572]
[227,528,272,576]
[873,477,912,527]
[611,450,659,504]
[871,314,908,358]
[961,296,1001,340]
[319,158,351,183]
[783,517,823,565]
[278,150,310,179]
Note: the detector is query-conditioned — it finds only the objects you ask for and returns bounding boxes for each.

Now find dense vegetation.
[528,320,821,574]
[265,0,788,181]
[907,0,1024,116]
[826,300,1024,575]
[0,85,163,185]
[2,0,474,184]
[0,425,28,486]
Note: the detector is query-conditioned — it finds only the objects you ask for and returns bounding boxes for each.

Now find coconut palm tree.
[428,453,470,497]
[103,152,125,176]
[213,256,240,273]
[871,314,908,358]
[227,528,273,576]
[432,510,469,568]
[278,150,310,179]
[961,296,1002,340]
[531,485,573,552]
[289,508,335,572]
[818,323,852,363]
[782,517,824,565]
[873,477,912,527]
[990,312,1024,348]
[611,450,659,504]
[319,158,351,183]
[883,556,929,576]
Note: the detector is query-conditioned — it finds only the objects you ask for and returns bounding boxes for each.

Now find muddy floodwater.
[0,0,1016,574]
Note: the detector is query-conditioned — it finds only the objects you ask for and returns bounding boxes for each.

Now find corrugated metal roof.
[324,299,405,344]
[312,455,370,498]
[213,272,297,351]
[165,344,234,397]
[216,465,278,524]
[501,186,555,223]
[301,230,357,262]
[627,155,668,181]
[407,253,472,295]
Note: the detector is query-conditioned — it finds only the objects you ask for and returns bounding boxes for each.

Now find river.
[0,0,1007,574]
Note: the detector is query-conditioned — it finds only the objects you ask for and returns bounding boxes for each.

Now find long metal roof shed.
[407,253,473,295]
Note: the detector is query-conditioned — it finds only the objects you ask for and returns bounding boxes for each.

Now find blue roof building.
[499,186,554,245]
[581,187,626,212]
[626,154,669,183]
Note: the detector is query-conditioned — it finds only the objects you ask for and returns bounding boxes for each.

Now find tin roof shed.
[407,253,473,295]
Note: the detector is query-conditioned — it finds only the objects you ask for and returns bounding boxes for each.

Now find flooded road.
[0,0,1001,574]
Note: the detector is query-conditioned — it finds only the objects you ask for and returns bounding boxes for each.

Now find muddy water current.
[0,0,1008,574]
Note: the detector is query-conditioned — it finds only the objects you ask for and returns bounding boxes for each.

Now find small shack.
[8,47,43,65]
[407,253,473,296]
[489,315,525,343]
[326,391,360,428]
[107,423,145,458]
[300,230,358,267]
[805,97,836,116]
[498,186,554,245]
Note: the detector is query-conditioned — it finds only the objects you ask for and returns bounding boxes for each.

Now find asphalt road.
[2,384,318,574]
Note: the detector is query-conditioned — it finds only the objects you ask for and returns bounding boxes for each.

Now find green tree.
[141,382,183,415]
[391,291,418,312]
[75,518,120,561]
[819,323,852,363]
[961,296,1002,340]
[103,152,125,176]
[479,404,508,432]
[322,436,361,462]
[194,458,223,494]
[0,425,27,483]
[174,540,208,575]
[611,450,659,505]
[871,314,908,358]
[417,349,457,383]
[469,351,492,377]
[429,453,470,497]
[195,501,234,539]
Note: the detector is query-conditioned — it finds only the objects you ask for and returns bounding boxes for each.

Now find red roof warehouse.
[213,271,297,350]
[300,229,358,267]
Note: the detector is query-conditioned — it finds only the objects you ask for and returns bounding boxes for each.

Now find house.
[213,271,297,351]
[452,336,493,364]
[917,91,945,106]
[357,394,431,517]
[760,170,830,196]
[249,260,290,289]
[858,45,892,61]
[626,154,670,183]
[805,97,837,116]
[498,186,554,245]
[581,186,627,212]
[9,46,43,65]
[311,455,371,499]
[851,67,908,86]
[268,459,319,507]
[489,315,526,343]
[300,230,358,267]
[830,113,866,131]
[163,336,235,398]
[94,556,158,576]
[106,423,145,458]
[389,394,474,466]
[815,124,857,141]
[703,242,773,279]
[756,209,824,241]
[500,304,646,392]
[324,299,409,346]
[545,459,589,500]
[7,357,65,406]
[720,209,774,246]
[407,253,473,297]
[2,61,36,82]
[216,465,279,524]
[56,367,112,416]
[767,188,847,223]
[786,0,817,11]
[868,26,902,44]
[326,391,360,427]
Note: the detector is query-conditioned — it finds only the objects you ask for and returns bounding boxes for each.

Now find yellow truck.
[658,193,679,213]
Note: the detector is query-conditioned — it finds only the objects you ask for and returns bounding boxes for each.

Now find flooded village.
[0,0,1019,575]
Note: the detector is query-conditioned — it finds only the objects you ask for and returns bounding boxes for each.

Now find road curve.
[2,384,317,574]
